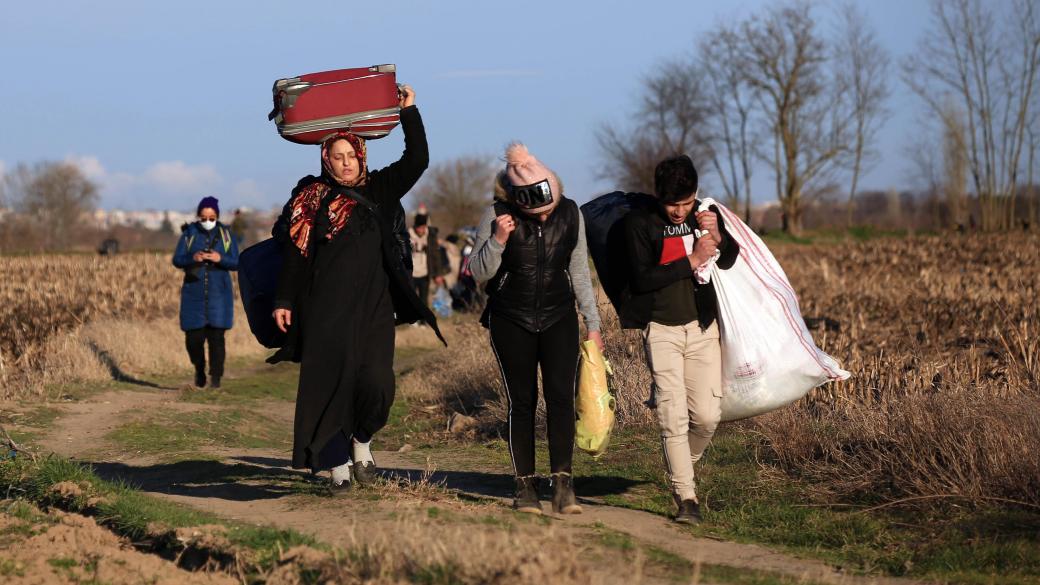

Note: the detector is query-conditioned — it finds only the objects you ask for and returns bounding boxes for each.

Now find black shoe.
[675,499,702,525]
[329,466,353,495]
[209,376,221,389]
[352,461,379,486]
[194,372,206,388]
[551,473,582,514]
[513,476,542,514]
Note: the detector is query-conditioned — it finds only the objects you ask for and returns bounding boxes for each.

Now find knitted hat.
[414,213,429,228]
[498,143,561,215]
[197,196,220,217]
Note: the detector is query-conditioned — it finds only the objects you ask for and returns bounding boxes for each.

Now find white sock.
[352,438,374,465]
[331,460,352,484]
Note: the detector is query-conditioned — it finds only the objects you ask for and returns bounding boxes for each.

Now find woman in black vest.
[469,143,603,515]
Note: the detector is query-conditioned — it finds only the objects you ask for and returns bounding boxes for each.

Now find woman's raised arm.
[367,85,429,202]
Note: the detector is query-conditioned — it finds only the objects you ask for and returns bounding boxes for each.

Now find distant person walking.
[172,196,240,388]
[470,143,603,515]
[230,208,250,247]
[409,212,445,304]
[442,234,462,291]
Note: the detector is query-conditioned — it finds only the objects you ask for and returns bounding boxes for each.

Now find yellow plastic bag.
[575,339,615,458]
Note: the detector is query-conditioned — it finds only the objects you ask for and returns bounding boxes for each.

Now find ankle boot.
[513,476,542,514]
[551,472,582,514]
[194,371,206,388]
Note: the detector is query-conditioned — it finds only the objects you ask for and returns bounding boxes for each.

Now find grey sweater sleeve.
[469,205,503,283]
[570,212,602,333]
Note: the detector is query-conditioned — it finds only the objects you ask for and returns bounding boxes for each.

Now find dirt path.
[21,376,932,585]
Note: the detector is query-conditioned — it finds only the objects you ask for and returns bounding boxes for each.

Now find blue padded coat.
[172,222,240,331]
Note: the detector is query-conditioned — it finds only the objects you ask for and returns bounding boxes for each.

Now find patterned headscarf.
[287,132,369,256]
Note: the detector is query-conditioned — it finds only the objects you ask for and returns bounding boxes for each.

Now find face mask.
[200,219,217,231]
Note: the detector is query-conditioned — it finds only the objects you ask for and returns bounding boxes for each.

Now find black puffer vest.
[482,198,579,333]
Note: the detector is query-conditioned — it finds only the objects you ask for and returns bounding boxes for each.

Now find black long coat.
[270,106,443,470]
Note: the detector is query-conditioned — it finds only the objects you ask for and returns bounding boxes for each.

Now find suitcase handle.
[268,79,312,121]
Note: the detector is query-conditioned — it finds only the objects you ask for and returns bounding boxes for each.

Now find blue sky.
[0,0,938,213]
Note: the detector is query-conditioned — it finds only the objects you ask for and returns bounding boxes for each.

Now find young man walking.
[620,155,740,524]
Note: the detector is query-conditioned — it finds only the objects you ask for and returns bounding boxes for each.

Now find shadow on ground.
[87,454,647,504]
[87,340,177,390]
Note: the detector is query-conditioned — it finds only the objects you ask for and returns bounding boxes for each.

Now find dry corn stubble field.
[402,232,1040,509]
[0,253,265,396]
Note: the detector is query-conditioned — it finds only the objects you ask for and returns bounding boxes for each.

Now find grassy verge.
[394,410,1040,584]
[0,405,63,445]
[593,523,837,585]
[0,454,319,577]
[0,454,584,584]
[105,407,292,461]
[177,361,299,404]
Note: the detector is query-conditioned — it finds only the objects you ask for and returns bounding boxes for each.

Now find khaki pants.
[643,320,722,502]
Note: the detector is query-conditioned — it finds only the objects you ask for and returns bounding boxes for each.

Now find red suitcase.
[268,64,400,144]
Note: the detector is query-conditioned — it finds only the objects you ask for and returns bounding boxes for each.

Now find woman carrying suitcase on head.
[469,143,603,515]
[269,85,442,492]
[172,196,240,389]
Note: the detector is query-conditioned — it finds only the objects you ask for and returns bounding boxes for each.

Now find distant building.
[91,209,196,231]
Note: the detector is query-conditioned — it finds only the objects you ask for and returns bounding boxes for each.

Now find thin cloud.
[230,178,268,208]
[61,154,242,210]
[142,161,221,193]
[65,155,107,181]
[436,69,542,79]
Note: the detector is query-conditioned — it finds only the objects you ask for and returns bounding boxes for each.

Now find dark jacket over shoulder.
[619,204,739,330]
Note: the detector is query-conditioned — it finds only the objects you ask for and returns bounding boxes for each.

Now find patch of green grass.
[375,396,448,452]
[0,454,321,577]
[47,556,78,570]
[1,405,64,446]
[392,344,436,371]
[697,564,834,585]
[179,362,300,404]
[592,523,835,585]
[394,420,1040,583]
[105,407,291,460]
[0,499,56,545]
[0,558,25,577]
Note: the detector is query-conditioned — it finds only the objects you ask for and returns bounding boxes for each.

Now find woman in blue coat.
[172,196,240,388]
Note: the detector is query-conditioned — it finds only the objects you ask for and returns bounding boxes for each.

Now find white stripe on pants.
[643,320,722,502]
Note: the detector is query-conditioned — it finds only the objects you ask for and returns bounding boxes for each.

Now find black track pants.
[185,326,226,378]
[489,310,579,477]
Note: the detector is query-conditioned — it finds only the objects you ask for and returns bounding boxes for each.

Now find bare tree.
[941,100,970,228]
[904,120,943,228]
[741,2,854,234]
[1027,115,1039,229]
[3,161,99,251]
[904,0,1040,231]
[700,25,759,223]
[596,59,711,193]
[414,155,496,232]
[835,3,891,227]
